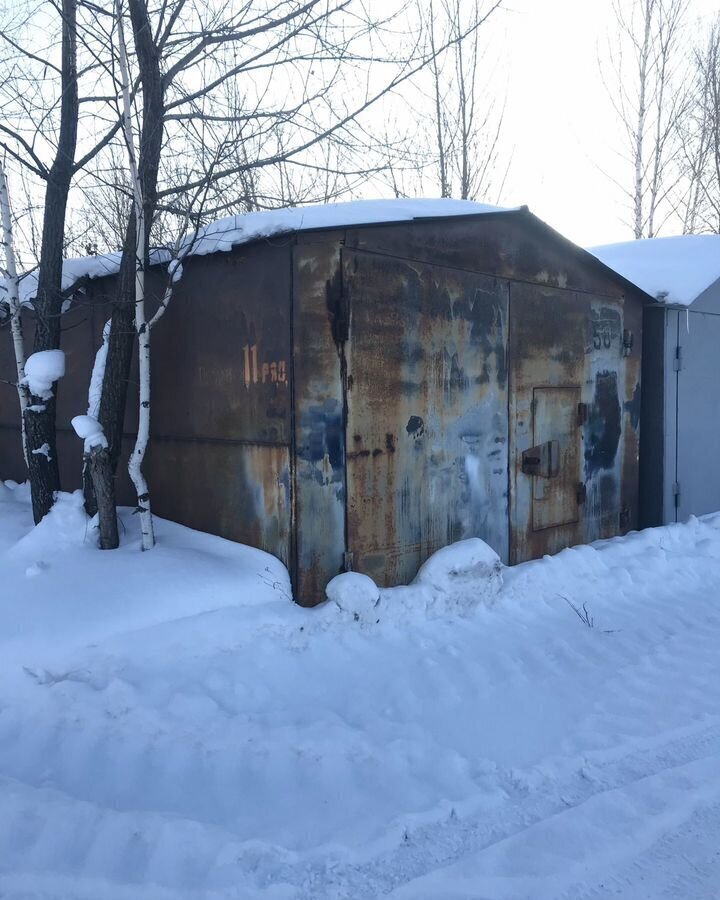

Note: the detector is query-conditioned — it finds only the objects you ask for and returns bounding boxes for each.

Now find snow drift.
[1,483,719,899]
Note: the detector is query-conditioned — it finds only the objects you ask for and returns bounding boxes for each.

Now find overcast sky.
[492,0,717,247]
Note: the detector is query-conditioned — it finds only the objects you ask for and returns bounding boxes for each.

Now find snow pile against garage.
[588,233,720,306]
[1,482,720,898]
[0,198,516,308]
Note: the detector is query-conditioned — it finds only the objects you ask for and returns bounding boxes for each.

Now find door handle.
[522,440,560,478]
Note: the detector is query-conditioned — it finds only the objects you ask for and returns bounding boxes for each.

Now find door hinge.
[577,402,589,426]
[673,345,683,372]
[672,481,680,508]
[343,551,354,572]
[576,482,587,505]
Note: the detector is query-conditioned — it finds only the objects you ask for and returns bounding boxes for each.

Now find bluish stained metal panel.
[291,241,347,605]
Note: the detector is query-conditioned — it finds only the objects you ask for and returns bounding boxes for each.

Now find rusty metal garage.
[0,201,646,605]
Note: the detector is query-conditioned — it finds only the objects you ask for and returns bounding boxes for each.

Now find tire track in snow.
[280,724,720,899]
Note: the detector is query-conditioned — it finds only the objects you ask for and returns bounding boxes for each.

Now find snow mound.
[0,489,294,662]
[327,572,381,623]
[2,487,720,897]
[8,490,89,559]
[21,350,65,400]
[0,480,28,504]
[70,414,102,440]
[412,538,503,613]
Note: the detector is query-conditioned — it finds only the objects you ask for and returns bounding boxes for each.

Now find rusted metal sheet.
[343,248,509,584]
[145,439,291,565]
[1,244,295,568]
[150,245,292,444]
[0,213,645,607]
[346,214,632,300]
[509,282,642,563]
[530,386,581,531]
[291,240,347,605]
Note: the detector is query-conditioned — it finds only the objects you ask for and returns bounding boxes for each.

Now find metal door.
[342,249,509,585]
[509,284,588,562]
[509,281,637,563]
[675,311,720,520]
[530,386,582,530]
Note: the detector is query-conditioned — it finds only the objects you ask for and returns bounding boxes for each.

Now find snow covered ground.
[1,482,719,899]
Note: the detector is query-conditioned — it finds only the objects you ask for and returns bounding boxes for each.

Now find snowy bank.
[1,484,720,899]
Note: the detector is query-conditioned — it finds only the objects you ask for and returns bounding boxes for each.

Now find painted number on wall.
[243,343,287,388]
[590,307,621,352]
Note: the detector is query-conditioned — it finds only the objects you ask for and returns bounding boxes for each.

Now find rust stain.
[342,249,509,586]
[509,282,642,562]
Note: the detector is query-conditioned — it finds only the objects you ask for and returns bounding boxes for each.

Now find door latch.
[522,440,560,478]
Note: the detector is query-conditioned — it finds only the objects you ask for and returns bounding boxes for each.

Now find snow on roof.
[588,234,720,306]
[188,197,516,256]
[1,198,516,308]
[0,250,174,308]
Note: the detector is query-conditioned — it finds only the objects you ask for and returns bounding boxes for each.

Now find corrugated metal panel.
[343,249,509,583]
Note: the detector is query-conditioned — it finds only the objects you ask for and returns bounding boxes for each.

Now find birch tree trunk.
[126,216,155,551]
[117,0,155,550]
[0,161,29,465]
[633,0,654,240]
[96,0,163,485]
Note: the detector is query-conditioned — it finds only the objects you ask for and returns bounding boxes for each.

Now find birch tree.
[117,0,153,547]
[0,161,29,464]
[115,0,194,548]
[677,18,720,233]
[422,0,506,201]
[0,0,122,522]
[605,0,690,238]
